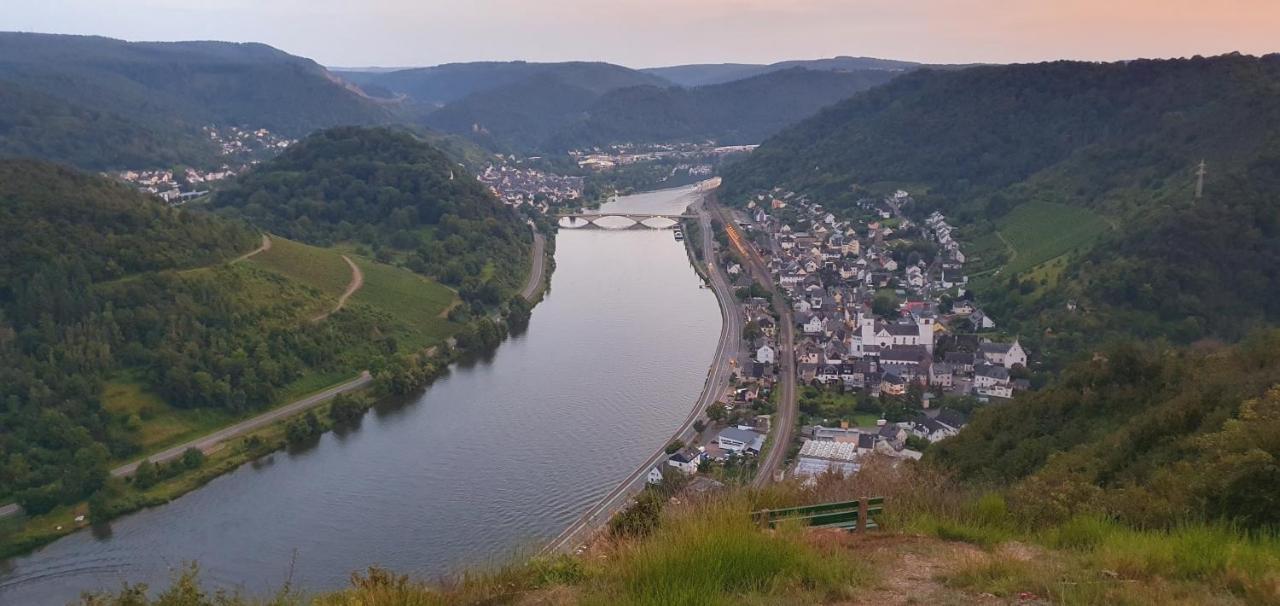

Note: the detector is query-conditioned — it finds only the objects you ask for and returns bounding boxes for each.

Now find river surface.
[0,185,719,605]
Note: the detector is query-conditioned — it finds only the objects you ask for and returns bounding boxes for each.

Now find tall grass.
[587,496,872,606]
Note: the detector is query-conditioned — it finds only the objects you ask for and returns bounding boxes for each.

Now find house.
[935,408,968,429]
[881,372,907,396]
[667,450,704,475]
[979,339,1028,369]
[977,383,1014,399]
[943,351,976,373]
[802,314,827,335]
[929,362,953,388]
[909,418,959,442]
[877,421,907,449]
[756,344,776,364]
[974,364,1011,388]
[646,467,664,485]
[718,427,765,455]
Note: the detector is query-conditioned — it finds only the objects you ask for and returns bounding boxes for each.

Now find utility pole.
[1195,159,1206,201]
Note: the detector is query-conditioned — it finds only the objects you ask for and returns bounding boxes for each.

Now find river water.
[0,185,719,605]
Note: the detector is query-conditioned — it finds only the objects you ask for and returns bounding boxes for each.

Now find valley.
[0,12,1279,605]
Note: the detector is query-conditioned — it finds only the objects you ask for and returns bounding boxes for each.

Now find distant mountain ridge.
[345,56,919,152]
[0,32,394,169]
[341,61,669,107]
[641,56,923,87]
[547,67,901,149]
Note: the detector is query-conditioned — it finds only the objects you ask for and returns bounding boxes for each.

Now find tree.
[664,440,685,455]
[872,291,899,317]
[180,447,205,470]
[328,394,365,426]
[134,459,158,490]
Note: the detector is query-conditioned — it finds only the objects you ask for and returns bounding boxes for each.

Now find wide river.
[0,185,721,605]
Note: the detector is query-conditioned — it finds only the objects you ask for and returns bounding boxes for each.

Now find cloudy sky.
[5,0,1279,68]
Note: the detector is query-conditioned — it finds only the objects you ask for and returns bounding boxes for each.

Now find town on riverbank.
[638,185,1032,499]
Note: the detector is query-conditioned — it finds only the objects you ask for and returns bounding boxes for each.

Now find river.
[0,185,720,605]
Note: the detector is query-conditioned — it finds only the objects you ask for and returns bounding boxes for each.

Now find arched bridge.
[556,212,696,230]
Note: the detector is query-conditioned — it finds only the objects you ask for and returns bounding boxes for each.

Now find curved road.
[542,194,740,554]
[520,229,547,301]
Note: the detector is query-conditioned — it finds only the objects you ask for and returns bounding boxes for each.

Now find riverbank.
[542,190,740,554]
[0,187,724,602]
[0,232,553,561]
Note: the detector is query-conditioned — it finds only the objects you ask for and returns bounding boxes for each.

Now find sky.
[4,0,1279,68]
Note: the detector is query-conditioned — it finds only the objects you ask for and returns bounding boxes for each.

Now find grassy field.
[248,236,352,299]
[995,201,1110,276]
[349,256,459,351]
[250,236,460,350]
[107,237,457,457]
[103,376,237,455]
[101,368,358,464]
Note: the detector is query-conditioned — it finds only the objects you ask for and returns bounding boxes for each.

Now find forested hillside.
[423,67,901,152]
[347,60,668,107]
[0,32,394,169]
[930,330,1280,529]
[0,160,384,514]
[641,55,920,87]
[422,73,606,152]
[547,68,900,149]
[211,126,532,299]
[979,145,1280,349]
[722,54,1280,349]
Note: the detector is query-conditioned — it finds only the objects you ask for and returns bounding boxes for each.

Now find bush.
[179,448,205,470]
[328,394,365,426]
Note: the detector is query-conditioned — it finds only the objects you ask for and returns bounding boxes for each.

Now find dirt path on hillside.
[312,255,364,322]
[232,234,272,263]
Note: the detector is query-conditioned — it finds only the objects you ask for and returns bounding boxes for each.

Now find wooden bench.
[751,497,884,532]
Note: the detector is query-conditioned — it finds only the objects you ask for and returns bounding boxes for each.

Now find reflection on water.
[0,185,719,605]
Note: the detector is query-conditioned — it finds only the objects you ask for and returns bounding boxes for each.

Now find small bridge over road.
[556,212,696,230]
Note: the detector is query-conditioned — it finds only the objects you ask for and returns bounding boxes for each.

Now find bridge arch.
[640,216,678,229]
[591,215,639,229]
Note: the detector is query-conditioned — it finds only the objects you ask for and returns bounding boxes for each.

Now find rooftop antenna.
[1194,159,1206,201]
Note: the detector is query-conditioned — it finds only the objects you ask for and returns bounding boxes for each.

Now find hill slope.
[423,67,902,152]
[0,32,394,169]
[0,160,374,514]
[642,55,921,87]
[931,330,1280,529]
[722,54,1280,347]
[345,60,668,107]
[549,67,901,149]
[211,126,532,298]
